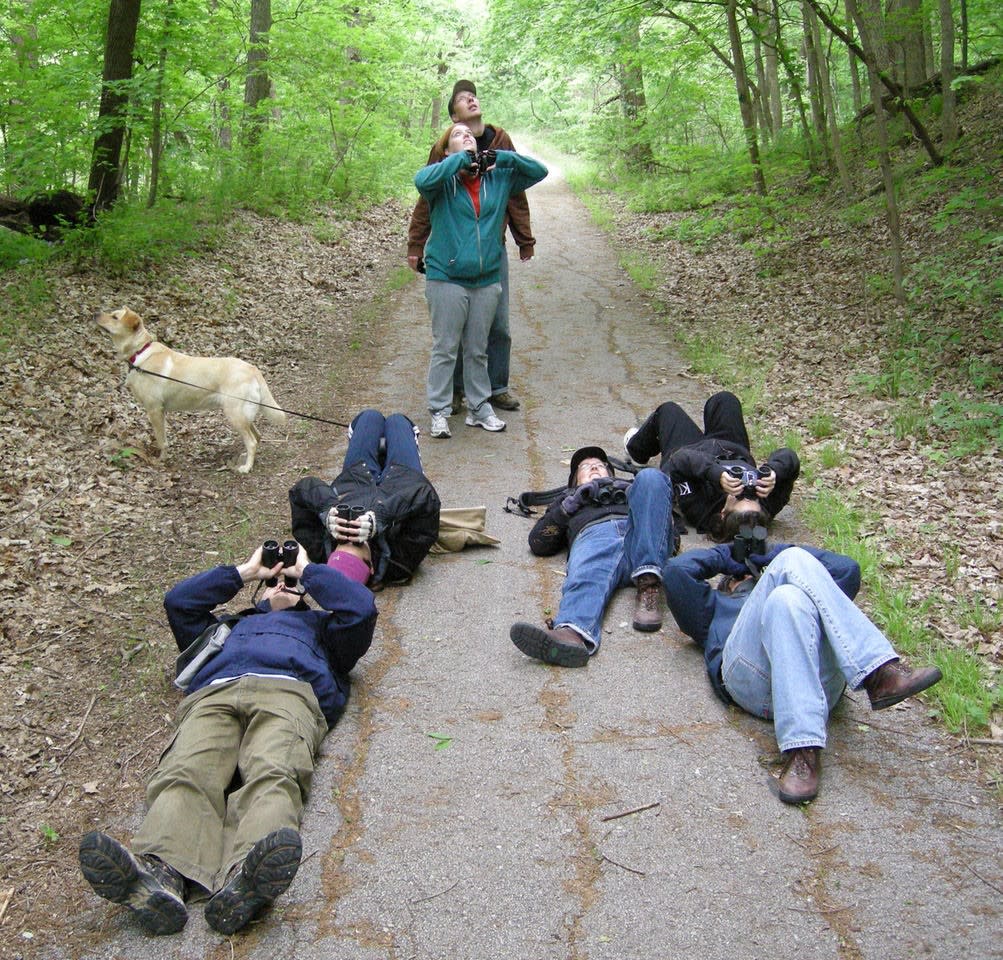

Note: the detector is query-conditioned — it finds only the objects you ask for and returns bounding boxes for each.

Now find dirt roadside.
[1,161,1000,958]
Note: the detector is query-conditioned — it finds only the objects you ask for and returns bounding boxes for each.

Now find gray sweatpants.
[425,279,501,416]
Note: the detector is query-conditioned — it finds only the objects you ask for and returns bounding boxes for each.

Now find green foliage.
[0,262,53,349]
[807,413,836,439]
[931,392,1003,457]
[40,823,60,845]
[620,252,658,290]
[0,230,53,271]
[58,200,227,277]
[109,446,140,470]
[818,442,848,469]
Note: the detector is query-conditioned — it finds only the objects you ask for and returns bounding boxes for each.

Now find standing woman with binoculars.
[414,123,547,439]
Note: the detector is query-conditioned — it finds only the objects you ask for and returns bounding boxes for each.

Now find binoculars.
[262,539,299,587]
[726,464,773,501]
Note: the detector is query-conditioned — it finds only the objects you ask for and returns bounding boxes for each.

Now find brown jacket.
[407,124,535,259]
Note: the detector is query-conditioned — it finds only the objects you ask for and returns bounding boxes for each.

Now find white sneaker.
[623,427,639,464]
[430,414,451,439]
[465,412,506,432]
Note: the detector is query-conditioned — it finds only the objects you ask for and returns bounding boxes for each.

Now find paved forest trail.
[73,163,1002,960]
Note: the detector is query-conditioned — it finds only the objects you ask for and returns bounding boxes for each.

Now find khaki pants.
[133,676,328,891]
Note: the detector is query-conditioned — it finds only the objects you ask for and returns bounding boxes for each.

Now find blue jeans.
[721,548,897,751]
[346,410,422,480]
[454,247,510,396]
[555,469,673,654]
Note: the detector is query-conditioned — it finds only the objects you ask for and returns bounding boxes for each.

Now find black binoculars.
[333,504,363,543]
[731,524,768,564]
[727,464,773,501]
[262,539,299,587]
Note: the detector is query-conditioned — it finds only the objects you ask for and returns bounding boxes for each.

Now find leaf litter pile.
[0,131,1001,954]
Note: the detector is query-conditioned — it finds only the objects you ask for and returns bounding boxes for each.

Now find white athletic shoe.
[623,427,640,464]
[430,414,451,439]
[465,412,506,432]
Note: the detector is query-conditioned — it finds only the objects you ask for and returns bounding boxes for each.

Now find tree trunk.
[940,0,958,144]
[243,0,272,147]
[849,0,905,302]
[808,3,853,193]
[805,0,942,165]
[887,0,926,95]
[773,19,818,170]
[87,0,142,214]
[764,0,783,131]
[726,0,766,194]
[960,0,968,69]
[617,19,654,170]
[844,0,864,113]
[802,4,829,164]
[148,0,175,208]
[750,19,771,139]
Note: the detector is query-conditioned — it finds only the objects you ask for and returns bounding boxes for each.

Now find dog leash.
[127,363,351,429]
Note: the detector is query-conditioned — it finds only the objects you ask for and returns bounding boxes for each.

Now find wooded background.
[1,0,997,223]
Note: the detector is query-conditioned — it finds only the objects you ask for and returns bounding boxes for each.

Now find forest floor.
[1,95,1001,958]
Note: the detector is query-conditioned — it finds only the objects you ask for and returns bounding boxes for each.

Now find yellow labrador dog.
[96,307,285,473]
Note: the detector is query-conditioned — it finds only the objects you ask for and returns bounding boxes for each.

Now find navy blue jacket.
[164,563,377,726]
[663,544,861,703]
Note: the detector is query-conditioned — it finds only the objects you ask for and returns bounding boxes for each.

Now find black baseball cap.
[568,446,611,487]
[448,79,477,115]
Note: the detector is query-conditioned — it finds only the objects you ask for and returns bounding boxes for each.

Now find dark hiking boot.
[632,573,663,632]
[777,748,821,804]
[491,391,520,411]
[204,827,302,936]
[79,831,187,935]
[510,622,589,667]
[863,658,943,710]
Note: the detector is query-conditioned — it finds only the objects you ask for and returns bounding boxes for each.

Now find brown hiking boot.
[863,658,943,710]
[510,622,589,667]
[632,573,663,632]
[777,747,821,804]
[451,391,463,415]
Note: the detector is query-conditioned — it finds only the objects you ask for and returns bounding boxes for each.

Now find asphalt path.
[75,160,1002,960]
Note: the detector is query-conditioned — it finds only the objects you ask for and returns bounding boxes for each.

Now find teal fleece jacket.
[414,150,548,287]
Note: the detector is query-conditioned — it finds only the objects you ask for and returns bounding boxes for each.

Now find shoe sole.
[204,828,302,936]
[632,618,663,633]
[465,418,506,432]
[430,431,451,439]
[869,667,943,710]
[510,623,588,668]
[778,786,818,804]
[79,832,187,935]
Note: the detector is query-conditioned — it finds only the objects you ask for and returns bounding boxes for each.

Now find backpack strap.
[504,485,567,518]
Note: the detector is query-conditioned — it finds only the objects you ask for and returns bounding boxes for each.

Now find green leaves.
[425,732,453,750]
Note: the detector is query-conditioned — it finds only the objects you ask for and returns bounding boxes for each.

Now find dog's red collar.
[128,342,153,365]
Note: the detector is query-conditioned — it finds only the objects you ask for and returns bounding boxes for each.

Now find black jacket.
[527,479,629,556]
[666,440,800,533]
[289,461,441,588]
